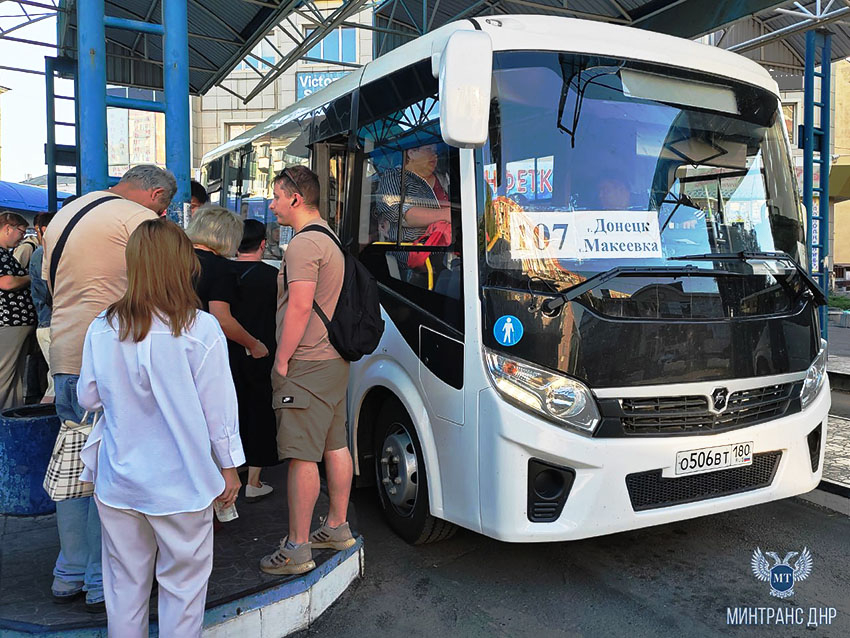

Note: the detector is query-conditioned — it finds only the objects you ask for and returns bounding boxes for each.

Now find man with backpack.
[261,166,357,575]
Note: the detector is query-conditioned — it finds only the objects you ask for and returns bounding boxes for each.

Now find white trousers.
[95,496,214,638]
[36,326,54,397]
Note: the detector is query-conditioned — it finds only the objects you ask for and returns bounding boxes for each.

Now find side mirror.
[433,30,492,149]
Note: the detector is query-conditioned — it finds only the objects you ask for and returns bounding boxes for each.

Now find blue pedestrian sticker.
[494,315,523,346]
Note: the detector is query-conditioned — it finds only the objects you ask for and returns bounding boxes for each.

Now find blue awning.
[0,181,72,216]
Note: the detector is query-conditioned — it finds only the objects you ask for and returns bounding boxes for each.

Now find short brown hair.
[185,206,243,257]
[106,219,200,342]
[0,211,28,230]
[33,213,55,230]
[274,165,319,209]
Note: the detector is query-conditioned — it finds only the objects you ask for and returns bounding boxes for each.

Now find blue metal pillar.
[803,29,832,341]
[163,0,191,219]
[76,0,108,193]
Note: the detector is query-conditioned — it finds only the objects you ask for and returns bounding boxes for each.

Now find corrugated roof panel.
[58,0,293,95]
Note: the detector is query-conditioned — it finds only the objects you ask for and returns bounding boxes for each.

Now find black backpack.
[287,225,384,361]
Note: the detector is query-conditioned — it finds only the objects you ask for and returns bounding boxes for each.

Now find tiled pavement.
[825,415,850,488]
[0,462,357,632]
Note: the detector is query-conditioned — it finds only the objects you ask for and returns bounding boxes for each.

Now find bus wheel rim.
[379,426,418,515]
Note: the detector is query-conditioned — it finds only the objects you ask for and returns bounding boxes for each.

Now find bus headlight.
[800,339,827,410]
[485,348,600,434]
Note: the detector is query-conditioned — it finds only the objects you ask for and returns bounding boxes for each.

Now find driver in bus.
[597,177,632,210]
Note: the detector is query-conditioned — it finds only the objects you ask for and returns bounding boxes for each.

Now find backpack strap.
[296,224,344,252]
[49,195,122,292]
[285,224,343,327]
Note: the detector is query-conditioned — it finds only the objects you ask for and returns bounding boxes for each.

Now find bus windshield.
[479,51,808,317]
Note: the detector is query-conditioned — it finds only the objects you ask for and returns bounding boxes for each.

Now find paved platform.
[0,462,362,637]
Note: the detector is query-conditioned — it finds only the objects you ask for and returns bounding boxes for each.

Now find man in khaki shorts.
[260,166,355,575]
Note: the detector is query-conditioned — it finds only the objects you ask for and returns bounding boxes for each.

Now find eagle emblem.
[751,547,813,598]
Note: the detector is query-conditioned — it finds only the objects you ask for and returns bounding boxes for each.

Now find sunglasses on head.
[281,168,303,197]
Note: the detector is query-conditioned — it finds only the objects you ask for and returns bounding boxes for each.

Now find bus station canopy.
[43,1,850,101]
[56,0,297,95]
[370,0,850,70]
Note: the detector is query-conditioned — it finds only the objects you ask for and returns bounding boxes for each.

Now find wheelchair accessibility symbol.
[494,315,523,346]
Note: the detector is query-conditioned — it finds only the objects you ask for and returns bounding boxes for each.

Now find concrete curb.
[0,539,364,638]
[204,540,364,638]
[802,480,850,516]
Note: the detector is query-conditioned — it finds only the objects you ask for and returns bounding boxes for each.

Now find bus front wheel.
[373,401,457,544]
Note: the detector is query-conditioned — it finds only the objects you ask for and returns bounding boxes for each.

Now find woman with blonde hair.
[77,219,244,637]
[186,206,269,360]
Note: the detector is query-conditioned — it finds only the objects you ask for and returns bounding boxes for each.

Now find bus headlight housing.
[485,348,600,434]
[800,339,827,410]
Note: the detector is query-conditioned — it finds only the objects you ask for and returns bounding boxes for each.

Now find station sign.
[296,71,348,100]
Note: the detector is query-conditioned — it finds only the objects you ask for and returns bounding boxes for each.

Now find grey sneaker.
[259,537,315,575]
[309,518,356,550]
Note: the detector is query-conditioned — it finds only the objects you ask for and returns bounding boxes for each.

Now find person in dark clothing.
[229,219,280,501]
[186,206,268,361]
[190,180,209,217]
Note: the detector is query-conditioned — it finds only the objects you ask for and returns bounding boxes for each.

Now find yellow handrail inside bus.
[371,241,436,290]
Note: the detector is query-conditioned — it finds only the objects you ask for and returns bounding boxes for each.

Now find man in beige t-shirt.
[41,165,176,610]
[260,166,355,577]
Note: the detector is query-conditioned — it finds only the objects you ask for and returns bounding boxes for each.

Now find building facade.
[191,2,374,172]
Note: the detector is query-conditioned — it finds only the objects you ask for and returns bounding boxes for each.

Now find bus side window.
[357,135,463,329]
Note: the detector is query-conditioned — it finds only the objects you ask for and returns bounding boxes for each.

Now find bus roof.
[201,15,778,167]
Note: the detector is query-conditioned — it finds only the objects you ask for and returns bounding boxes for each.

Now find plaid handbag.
[42,411,100,501]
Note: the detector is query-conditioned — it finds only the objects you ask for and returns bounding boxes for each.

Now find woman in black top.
[229,220,280,500]
[186,206,269,357]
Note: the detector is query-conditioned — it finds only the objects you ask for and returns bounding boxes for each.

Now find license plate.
[675,442,753,476]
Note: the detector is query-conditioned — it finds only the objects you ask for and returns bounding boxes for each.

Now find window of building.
[304,27,356,64]
[235,41,277,72]
[782,103,796,145]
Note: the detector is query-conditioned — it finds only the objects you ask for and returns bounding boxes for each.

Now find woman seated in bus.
[186,207,269,361]
[374,143,452,253]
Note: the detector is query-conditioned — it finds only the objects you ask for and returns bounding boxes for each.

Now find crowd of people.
[1,163,355,637]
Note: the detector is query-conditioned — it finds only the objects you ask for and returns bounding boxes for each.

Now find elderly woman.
[186,206,269,360]
[0,211,37,409]
[77,219,243,637]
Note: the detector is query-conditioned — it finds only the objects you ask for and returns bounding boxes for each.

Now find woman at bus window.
[229,219,280,501]
[76,219,243,637]
[374,143,451,245]
[186,207,269,361]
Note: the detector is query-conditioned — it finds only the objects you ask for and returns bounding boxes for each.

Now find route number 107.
[515,222,569,251]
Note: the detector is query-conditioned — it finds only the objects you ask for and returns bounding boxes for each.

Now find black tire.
[373,399,457,544]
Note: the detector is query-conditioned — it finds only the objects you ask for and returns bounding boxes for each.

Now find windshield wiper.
[542,265,742,312]
[669,251,826,306]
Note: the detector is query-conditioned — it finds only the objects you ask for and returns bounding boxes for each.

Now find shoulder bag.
[43,411,100,501]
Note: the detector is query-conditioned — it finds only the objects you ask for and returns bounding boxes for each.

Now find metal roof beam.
[728,5,850,54]
[243,0,369,102]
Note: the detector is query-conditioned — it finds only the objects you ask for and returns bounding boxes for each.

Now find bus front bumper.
[476,381,829,543]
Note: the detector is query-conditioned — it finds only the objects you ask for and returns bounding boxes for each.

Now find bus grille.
[620,383,797,435]
[625,451,781,511]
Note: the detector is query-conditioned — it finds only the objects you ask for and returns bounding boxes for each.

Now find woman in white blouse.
[77,219,244,638]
